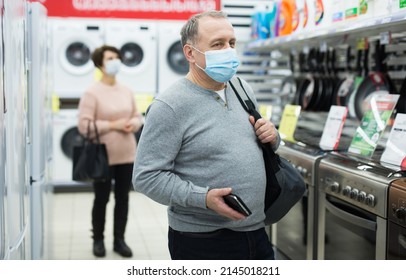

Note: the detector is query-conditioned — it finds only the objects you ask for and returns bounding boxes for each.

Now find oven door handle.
[325,199,376,231]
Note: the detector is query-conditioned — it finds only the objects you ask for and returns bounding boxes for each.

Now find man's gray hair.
[180,10,228,47]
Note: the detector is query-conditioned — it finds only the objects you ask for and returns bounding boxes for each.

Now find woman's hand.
[109,118,129,131]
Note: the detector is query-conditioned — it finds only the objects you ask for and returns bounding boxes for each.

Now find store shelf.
[247,10,406,52]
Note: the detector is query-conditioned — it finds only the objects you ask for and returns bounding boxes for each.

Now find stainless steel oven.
[387,178,406,259]
[271,141,325,260]
[317,152,401,259]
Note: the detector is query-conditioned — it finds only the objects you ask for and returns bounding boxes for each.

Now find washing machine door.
[120,42,144,68]
[61,127,83,160]
[167,41,188,75]
[60,40,94,76]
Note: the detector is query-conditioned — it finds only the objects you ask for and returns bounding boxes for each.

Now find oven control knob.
[350,188,359,199]
[357,191,366,203]
[330,182,340,193]
[395,207,406,221]
[342,186,351,197]
[366,194,375,207]
[301,168,308,177]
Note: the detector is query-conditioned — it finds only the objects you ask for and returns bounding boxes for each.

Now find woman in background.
[78,45,143,258]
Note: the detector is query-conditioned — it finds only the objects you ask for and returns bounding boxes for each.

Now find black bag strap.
[92,121,101,144]
[228,76,280,172]
[229,76,281,211]
[84,120,101,144]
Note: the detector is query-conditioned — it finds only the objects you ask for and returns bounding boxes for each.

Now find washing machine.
[52,109,83,184]
[50,18,105,99]
[157,20,189,94]
[105,19,158,95]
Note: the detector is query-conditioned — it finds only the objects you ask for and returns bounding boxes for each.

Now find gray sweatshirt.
[132,77,278,232]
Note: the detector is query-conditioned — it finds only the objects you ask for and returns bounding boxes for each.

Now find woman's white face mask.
[104,59,121,76]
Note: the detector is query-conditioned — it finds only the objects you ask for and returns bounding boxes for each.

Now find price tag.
[319,106,348,151]
[259,104,273,120]
[134,94,154,115]
[278,105,301,142]
[380,31,392,45]
[348,93,400,157]
[356,38,368,50]
[319,41,328,52]
[381,113,406,169]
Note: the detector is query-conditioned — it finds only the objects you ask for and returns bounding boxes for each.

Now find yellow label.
[259,104,272,120]
[278,105,301,142]
[134,93,155,115]
[51,93,60,113]
[94,68,102,81]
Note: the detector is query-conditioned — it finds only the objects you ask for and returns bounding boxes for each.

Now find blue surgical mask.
[105,59,121,76]
[193,46,240,83]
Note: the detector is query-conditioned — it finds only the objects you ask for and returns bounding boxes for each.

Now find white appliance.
[52,109,82,185]
[26,2,53,260]
[0,0,6,260]
[50,17,105,99]
[105,19,158,95]
[157,20,189,94]
[4,0,30,259]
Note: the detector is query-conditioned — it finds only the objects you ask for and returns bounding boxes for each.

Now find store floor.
[50,189,287,260]
[50,190,171,260]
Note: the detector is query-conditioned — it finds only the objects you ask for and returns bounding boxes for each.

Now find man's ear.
[183,44,195,63]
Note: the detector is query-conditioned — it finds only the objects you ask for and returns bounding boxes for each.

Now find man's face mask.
[192,46,240,83]
[104,59,121,76]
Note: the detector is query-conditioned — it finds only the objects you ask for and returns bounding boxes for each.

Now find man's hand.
[206,188,247,220]
[249,116,278,146]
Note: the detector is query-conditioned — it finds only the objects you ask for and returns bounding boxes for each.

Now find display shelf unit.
[247,10,406,52]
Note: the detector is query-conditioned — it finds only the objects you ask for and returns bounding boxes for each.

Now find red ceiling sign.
[36,0,221,20]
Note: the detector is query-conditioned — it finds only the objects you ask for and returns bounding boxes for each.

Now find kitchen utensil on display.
[353,41,397,121]
[292,51,307,105]
[319,48,336,111]
[348,47,368,119]
[280,52,300,108]
[332,46,357,107]
[298,48,323,111]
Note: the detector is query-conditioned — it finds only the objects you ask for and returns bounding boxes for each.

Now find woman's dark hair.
[91,45,122,69]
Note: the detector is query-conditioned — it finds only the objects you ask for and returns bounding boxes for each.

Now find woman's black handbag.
[229,76,306,225]
[72,121,109,182]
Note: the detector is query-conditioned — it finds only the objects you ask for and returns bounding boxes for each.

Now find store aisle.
[50,190,171,260]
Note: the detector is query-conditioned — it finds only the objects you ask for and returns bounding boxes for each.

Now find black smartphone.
[223,194,252,216]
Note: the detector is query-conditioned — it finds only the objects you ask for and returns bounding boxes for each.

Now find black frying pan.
[353,41,397,120]
[279,52,300,108]
[298,48,323,111]
[319,49,336,111]
[333,47,357,107]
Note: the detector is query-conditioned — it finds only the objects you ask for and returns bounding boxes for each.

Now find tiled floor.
[49,190,171,260]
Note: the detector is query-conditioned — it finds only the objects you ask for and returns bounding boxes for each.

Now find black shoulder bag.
[72,120,110,182]
[229,76,306,224]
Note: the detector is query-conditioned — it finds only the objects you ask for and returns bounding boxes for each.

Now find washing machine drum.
[66,42,91,67]
[120,42,143,67]
[167,41,189,74]
[61,127,83,159]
